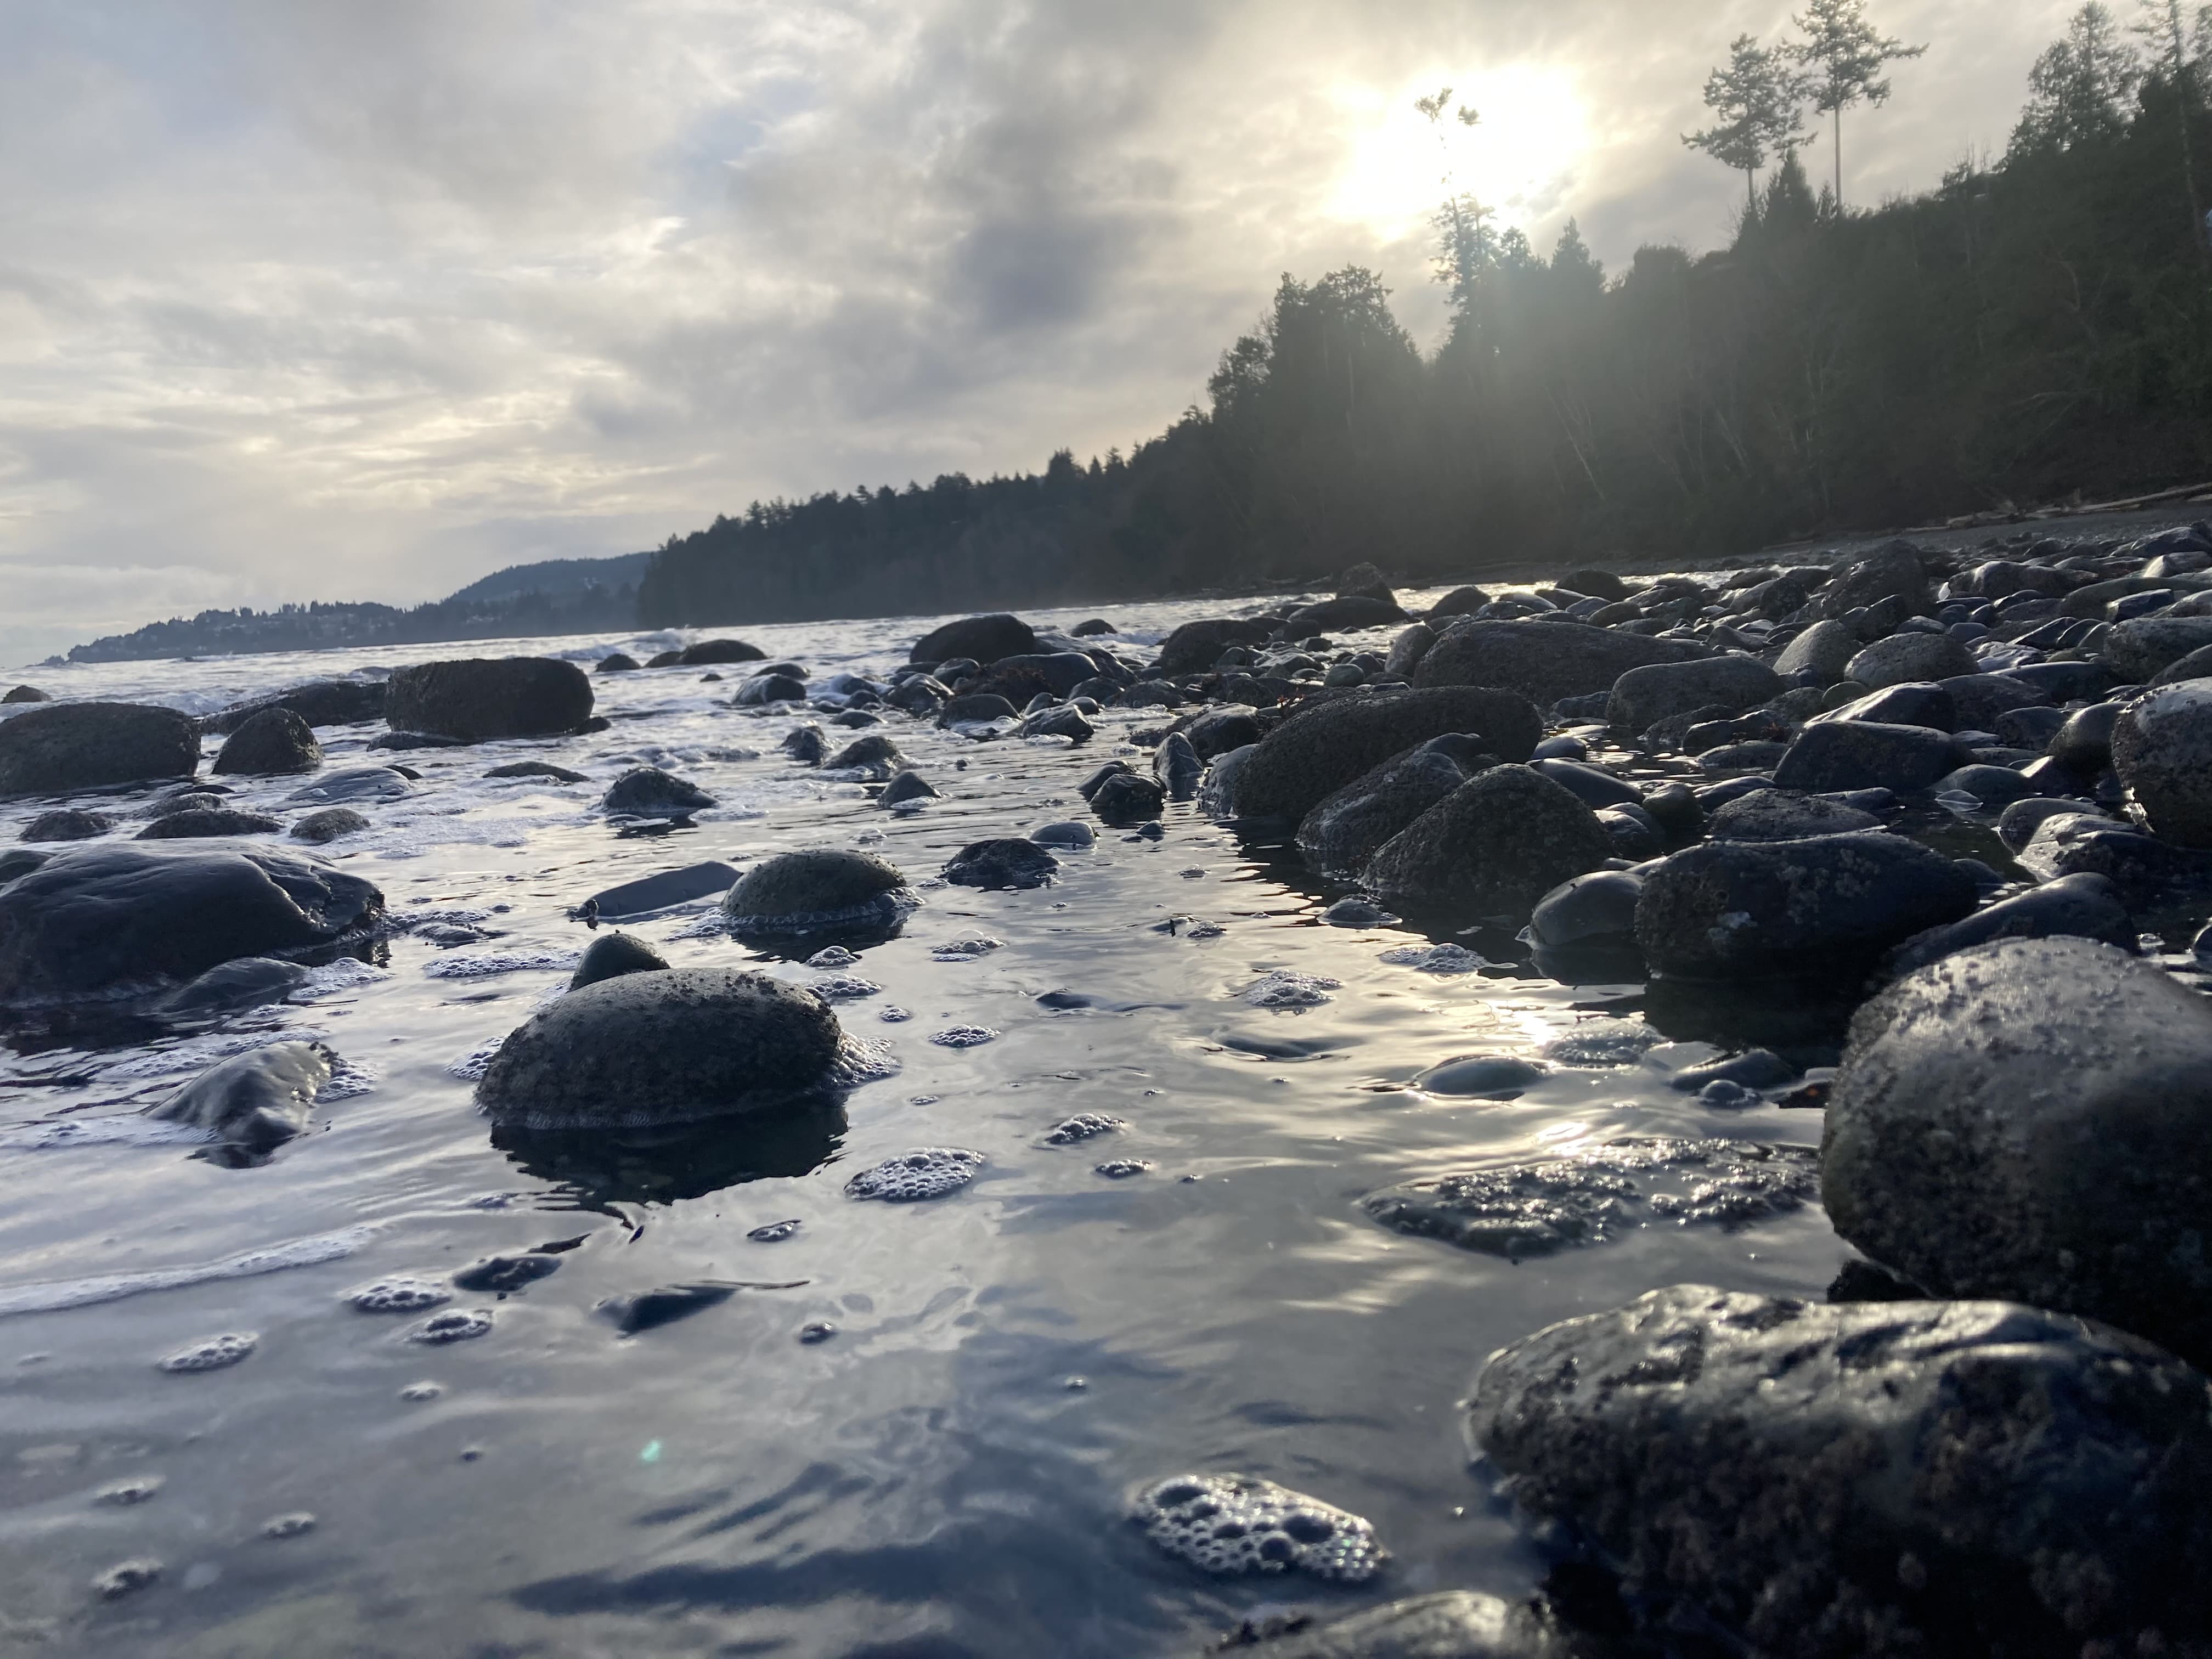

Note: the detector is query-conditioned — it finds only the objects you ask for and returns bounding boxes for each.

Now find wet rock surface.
[383,656,593,742]
[720,849,913,937]
[0,702,200,798]
[146,1040,334,1154]
[1414,621,1704,706]
[211,707,324,776]
[1229,687,1539,824]
[1364,765,1612,917]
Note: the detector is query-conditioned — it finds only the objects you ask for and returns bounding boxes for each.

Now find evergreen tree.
[2014,4,2142,154]
[1686,35,1812,208]
[1791,0,1927,206]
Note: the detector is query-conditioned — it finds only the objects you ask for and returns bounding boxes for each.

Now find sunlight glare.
[1331,65,1589,239]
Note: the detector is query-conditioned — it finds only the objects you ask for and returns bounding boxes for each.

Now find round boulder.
[944,838,1059,889]
[1296,746,1475,874]
[1843,631,1977,691]
[2112,678,2212,846]
[20,809,113,843]
[1414,621,1703,708]
[477,967,845,1130]
[1231,687,1539,825]
[212,708,323,777]
[720,850,913,938]
[1364,765,1612,916]
[1607,656,1780,735]
[1771,721,1968,793]
[0,702,199,798]
[383,658,592,743]
[911,614,1035,667]
[1705,788,1881,842]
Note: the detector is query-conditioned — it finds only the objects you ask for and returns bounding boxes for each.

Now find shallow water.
[0,595,1841,1657]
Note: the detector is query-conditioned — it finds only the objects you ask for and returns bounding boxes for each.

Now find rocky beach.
[6,523,2212,1656]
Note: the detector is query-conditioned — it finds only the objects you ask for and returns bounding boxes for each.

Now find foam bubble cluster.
[932,937,1005,961]
[445,1037,506,1082]
[1044,1113,1124,1144]
[805,946,861,968]
[1539,1019,1663,1067]
[1132,1474,1385,1583]
[345,1278,452,1314]
[1094,1159,1152,1179]
[1377,943,1490,974]
[422,951,582,980]
[808,975,882,1002]
[407,1308,494,1345]
[1241,970,1340,1009]
[928,1025,998,1048]
[157,1332,257,1373]
[845,1147,985,1202]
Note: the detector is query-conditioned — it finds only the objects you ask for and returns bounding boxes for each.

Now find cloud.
[0,0,2092,662]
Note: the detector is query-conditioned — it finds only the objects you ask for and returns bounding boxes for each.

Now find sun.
[1331,65,1590,240]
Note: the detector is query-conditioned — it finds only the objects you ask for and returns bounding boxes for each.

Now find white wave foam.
[0,1225,378,1317]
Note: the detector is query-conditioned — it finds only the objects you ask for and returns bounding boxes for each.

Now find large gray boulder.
[911,613,1035,667]
[1771,720,1968,792]
[2113,678,2212,846]
[1229,687,1539,824]
[1466,1284,2212,1657]
[719,850,913,937]
[2101,615,2212,682]
[1824,936,2212,1370]
[0,702,199,798]
[0,845,383,1002]
[1818,539,1928,618]
[212,708,323,777]
[1606,656,1779,734]
[1634,832,1976,979]
[477,967,845,1130]
[383,657,592,743]
[1771,618,1859,684]
[1364,765,1612,916]
[1413,620,1705,707]
[1295,745,1475,873]
[1843,631,1976,691]
[1154,617,1274,676]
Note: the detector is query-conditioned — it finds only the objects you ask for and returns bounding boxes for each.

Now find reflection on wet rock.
[493,1103,848,1206]
[146,1039,334,1156]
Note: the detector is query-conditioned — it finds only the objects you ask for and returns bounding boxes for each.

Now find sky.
[0,0,2095,663]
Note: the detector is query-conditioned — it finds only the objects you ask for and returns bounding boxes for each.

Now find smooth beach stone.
[822,734,905,779]
[155,957,311,1015]
[1281,594,1406,635]
[383,656,592,742]
[780,724,828,765]
[1413,620,1705,707]
[1878,872,2133,979]
[1995,795,2094,851]
[1087,767,1166,823]
[2014,810,2210,903]
[1606,656,1780,733]
[1824,937,2212,1370]
[19,809,112,843]
[1528,869,1641,946]
[735,672,808,706]
[1412,1054,1546,1099]
[937,692,1020,726]
[485,760,589,783]
[202,679,385,733]
[283,766,414,806]
[911,613,1035,667]
[1364,765,1612,916]
[290,806,370,844]
[477,966,845,1130]
[877,770,940,808]
[0,844,383,1001]
[1634,832,1976,980]
[943,838,1058,890]
[2,685,51,704]
[2100,614,2212,681]
[1818,539,1928,617]
[135,808,284,840]
[1531,757,1641,809]
[1180,707,1263,759]
[1381,621,1436,681]
[1703,788,1879,841]
[599,766,715,817]
[1154,617,1273,675]
[0,702,199,798]
[677,637,765,665]
[1152,731,1202,799]
[2046,699,2123,774]
[1819,680,1955,730]
[1231,686,1540,823]
[1029,819,1094,849]
[1933,763,2038,808]
[1938,670,2048,730]
[1020,704,1092,742]
[211,708,323,776]
[1771,720,1968,792]
[1295,745,1474,874]
[2112,678,2212,845]
[595,653,640,674]
[1466,1284,2212,1657]
[1843,630,1976,691]
[719,849,913,936]
[146,1040,334,1153]
[569,931,669,991]
[1771,618,1859,684]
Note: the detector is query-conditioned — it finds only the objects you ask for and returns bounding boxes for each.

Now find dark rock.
[383,657,592,743]
[1705,788,1880,841]
[878,770,939,808]
[1844,631,1977,690]
[1296,747,1472,873]
[600,767,715,817]
[678,639,765,666]
[1938,672,2046,732]
[19,809,112,843]
[1818,539,1928,617]
[1819,681,1955,730]
[1934,764,2038,808]
[2101,614,2212,681]
[1029,820,1094,849]
[1772,721,1967,792]
[1595,804,1664,860]
[821,734,905,779]
[1529,870,1642,946]
[135,809,283,840]
[1561,567,1629,602]
[452,1253,562,1293]
[2,685,50,704]
[1365,765,1613,916]
[486,760,589,783]
[1426,584,1491,619]
[585,861,738,919]
[368,730,464,752]
[780,725,828,764]
[1178,706,1262,759]
[1230,686,1541,824]
[202,680,385,735]
[1635,833,1976,980]
[938,692,1020,726]
[569,932,670,991]
[1996,795,2094,851]
[1152,732,1202,799]
[0,844,383,1002]
[1694,740,1788,776]
[598,1283,736,1335]
[155,957,310,1015]
[2008,659,2118,701]
[1607,657,1780,733]
[985,652,1099,696]
[146,1040,332,1154]
[477,966,845,1130]
[1770,619,1859,684]
[290,807,369,844]
[1382,622,1435,680]
[1090,768,1166,823]
[1668,1047,1795,1092]
[1639,781,1701,839]
[211,708,322,777]
[1281,595,1407,635]
[1466,1282,2212,1658]
[734,672,808,706]
[645,651,684,668]
[2112,679,2212,845]
[1880,872,2132,979]
[1019,704,1093,742]
[944,838,1059,890]
[884,674,950,716]
[911,614,1035,667]
[0,702,199,798]
[1826,937,2212,1373]
[2150,641,2212,684]
[1070,618,1116,636]
[1334,560,1395,603]
[1155,618,1274,676]
[1413,1054,1547,1098]
[1414,621,1704,707]
[1216,1589,1609,1658]
[2015,810,2210,903]
[1531,758,1640,810]
[596,653,640,674]
[1993,703,2069,750]
[0,849,49,886]
[720,850,912,938]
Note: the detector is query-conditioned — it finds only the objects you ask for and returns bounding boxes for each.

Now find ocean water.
[0,592,1839,1658]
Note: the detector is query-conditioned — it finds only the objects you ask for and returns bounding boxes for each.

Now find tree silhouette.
[1791,0,1926,207]
[1686,35,1813,211]
[2015,4,2142,154]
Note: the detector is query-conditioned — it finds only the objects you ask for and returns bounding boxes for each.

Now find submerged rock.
[600,766,715,817]
[202,680,385,733]
[1232,686,1540,825]
[211,708,323,777]
[155,957,311,1015]
[19,809,114,843]
[720,850,914,938]
[1218,1592,1611,1659]
[1083,763,1166,823]
[878,769,939,808]
[0,702,199,798]
[943,838,1059,890]
[290,807,369,844]
[283,766,414,806]
[1635,833,1975,980]
[1364,765,1612,916]
[146,1040,334,1154]
[383,657,592,742]
[822,734,905,780]
[1824,936,2212,1370]
[0,845,383,1002]
[1466,1284,2212,1657]
[477,967,845,1130]
[678,638,766,666]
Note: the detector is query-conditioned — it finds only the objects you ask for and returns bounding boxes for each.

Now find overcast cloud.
[0,0,2088,662]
